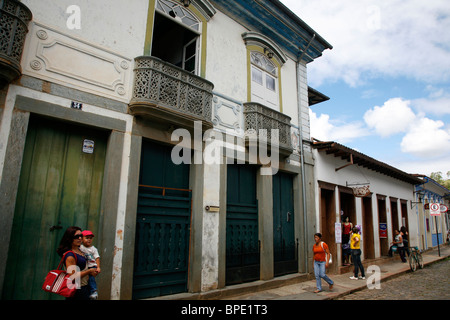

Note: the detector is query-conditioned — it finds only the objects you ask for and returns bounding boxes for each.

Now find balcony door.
[152,0,201,74]
[250,52,279,111]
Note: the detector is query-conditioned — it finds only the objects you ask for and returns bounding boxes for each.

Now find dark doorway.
[362,196,375,259]
[378,196,389,256]
[320,187,337,273]
[390,198,399,236]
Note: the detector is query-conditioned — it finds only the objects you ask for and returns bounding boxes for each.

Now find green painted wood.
[273,171,297,276]
[225,164,259,285]
[3,117,107,300]
[133,140,191,299]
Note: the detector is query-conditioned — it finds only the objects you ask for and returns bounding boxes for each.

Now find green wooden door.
[133,140,191,299]
[226,164,259,285]
[3,116,107,300]
[273,172,297,276]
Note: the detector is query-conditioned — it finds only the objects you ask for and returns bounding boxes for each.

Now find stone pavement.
[155,244,449,300]
[223,244,450,300]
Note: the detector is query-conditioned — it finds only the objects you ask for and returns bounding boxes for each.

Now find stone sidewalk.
[153,244,449,300]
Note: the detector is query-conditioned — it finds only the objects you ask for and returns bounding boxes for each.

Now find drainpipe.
[297,34,315,272]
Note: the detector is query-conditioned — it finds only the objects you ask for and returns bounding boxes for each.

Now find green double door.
[3,116,108,300]
[133,140,191,299]
[273,172,297,276]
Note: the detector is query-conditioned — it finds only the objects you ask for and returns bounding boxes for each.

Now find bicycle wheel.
[409,253,417,271]
[417,252,424,269]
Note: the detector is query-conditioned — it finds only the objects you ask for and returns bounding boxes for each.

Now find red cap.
[82,230,94,237]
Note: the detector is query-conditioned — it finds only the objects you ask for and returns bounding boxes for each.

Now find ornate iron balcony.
[243,102,293,156]
[0,0,32,86]
[129,56,214,129]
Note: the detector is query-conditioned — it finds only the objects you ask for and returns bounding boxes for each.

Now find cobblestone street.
[337,257,450,300]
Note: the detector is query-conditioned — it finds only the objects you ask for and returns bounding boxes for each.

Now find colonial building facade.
[0,0,332,299]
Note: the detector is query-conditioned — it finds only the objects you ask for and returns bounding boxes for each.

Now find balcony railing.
[243,102,293,156]
[0,0,32,86]
[129,56,214,129]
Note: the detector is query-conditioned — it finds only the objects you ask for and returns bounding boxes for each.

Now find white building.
[0,0,332,299]
[312,140,422,274]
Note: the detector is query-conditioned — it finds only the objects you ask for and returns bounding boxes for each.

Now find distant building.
[412,175,450,250]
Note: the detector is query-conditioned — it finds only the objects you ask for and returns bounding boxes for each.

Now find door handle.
[49,222,63,232]
[287,211,292,222]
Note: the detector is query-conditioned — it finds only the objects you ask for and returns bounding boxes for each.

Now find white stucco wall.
[205,10,248,102]
[280,58,300,128]
[22,0,148,59]
[313,149,418,259]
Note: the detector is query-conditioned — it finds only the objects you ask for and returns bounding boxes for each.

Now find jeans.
[351,249,365,277]
[314,260,333,291]
[88,267,98,294]
[397,246,406,262]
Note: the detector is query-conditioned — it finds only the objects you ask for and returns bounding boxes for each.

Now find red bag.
[42,251,78,298]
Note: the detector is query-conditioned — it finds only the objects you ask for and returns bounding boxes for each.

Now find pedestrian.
[80,230,101,300]
[342,216,353,266]
[349,227,366,280]
[400,226,409,257]
[56,226,98,300]
[390,229,406,263]
[313,233,334,293]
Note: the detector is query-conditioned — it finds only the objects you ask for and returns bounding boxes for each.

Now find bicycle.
[408,246,424,271]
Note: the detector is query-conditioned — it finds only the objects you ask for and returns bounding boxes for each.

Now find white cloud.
[400,118,450,157]
[411,86,450,116]
[280,0,450,87]
[310,110,369,143]
[363,96,450,157]
[363,98,416,137]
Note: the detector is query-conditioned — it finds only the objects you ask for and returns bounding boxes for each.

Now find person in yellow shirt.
[349,227,365,280]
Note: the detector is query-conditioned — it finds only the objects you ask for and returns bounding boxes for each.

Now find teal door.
[273,172,297,276]
[3,116,107,299]
[133,140,191,299]
[226,164,259,285]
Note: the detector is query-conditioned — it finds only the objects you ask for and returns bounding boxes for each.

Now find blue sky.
[280,0,450,177]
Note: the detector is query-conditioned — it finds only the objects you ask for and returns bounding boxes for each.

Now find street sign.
[430,203,440,216]
[440,205,448,213]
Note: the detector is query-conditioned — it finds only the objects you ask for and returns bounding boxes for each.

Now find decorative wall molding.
[22,22,133,102]
[212,93,243,136]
